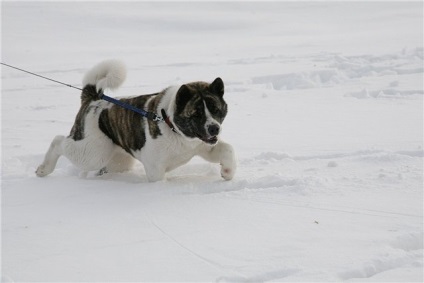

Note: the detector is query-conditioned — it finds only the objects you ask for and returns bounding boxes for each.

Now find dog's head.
[173,77,228,145]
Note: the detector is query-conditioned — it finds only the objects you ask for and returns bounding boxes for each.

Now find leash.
[1,62,177,131]
[99,93,163,122]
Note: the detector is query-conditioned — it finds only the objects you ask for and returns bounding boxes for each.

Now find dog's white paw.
[36,164,52,177]
[217,142,237,181]
[221,166,235,180]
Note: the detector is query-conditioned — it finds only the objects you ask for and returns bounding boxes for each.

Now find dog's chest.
[138,133,204,170]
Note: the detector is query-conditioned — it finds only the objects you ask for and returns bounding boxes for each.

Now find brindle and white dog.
[36,60,236,181]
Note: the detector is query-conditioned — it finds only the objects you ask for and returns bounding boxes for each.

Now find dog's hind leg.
[98,149,136,175]
[36,135,65,177]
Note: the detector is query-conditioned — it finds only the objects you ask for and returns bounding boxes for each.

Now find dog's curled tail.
[81,59,127,102]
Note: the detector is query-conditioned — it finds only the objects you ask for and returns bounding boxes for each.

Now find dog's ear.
[210,77,224,97]
[176,85,192,108]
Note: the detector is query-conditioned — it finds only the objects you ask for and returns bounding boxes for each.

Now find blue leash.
[99,93,164,122]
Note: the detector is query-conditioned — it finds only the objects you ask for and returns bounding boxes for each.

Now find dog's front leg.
[199,140,237,180]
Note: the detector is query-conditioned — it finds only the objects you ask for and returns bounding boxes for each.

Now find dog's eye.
[192,109,202,118]
[209,105,220,115]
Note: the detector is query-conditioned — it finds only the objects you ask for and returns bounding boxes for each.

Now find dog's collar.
[161,109,178,133]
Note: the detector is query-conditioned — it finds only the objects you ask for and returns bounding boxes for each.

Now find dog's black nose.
[208,124,220,136]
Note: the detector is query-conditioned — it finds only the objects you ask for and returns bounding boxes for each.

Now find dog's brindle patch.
[98,95,153,156]
[69,85,99,141]
[97,91,168,156]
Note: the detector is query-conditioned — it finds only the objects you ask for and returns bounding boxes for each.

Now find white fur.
[82,59,127,91]
[203,100,221,136]
[36,61,237,181]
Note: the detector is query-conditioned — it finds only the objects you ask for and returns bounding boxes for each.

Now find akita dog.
[36,60,236,182]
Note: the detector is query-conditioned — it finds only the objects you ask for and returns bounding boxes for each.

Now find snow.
[1,1,423,282]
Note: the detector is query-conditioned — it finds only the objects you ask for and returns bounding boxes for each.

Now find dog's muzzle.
[201,135,218,144]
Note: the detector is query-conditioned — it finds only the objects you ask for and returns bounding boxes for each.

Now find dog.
[36,59,236,182]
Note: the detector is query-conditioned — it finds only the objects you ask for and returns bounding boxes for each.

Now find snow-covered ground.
[1,1,423,282]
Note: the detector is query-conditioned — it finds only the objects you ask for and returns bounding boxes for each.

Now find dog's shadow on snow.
[70,160,241,195]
